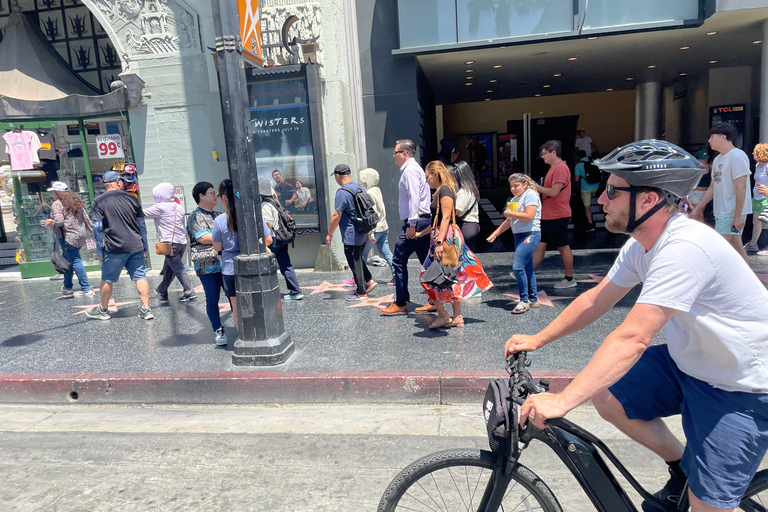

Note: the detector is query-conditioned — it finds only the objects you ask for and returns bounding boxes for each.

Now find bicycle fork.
[476,457,514,512]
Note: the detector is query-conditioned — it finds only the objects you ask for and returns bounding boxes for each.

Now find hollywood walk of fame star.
[302,281,352,295]
[502,291,574,308]
[218,302,231,313]
[72,298,138,315]
[754,273,768,284]
[577,274,605,284]
[171,285,205,294]
[346,293,395,309]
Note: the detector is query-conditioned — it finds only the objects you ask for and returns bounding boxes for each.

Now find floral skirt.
[419,225,493,303]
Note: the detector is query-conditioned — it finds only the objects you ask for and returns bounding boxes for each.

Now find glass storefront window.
[580,0,700,30]
[457,0,573,43]
[247,78,320,229]
[398,0,458,48]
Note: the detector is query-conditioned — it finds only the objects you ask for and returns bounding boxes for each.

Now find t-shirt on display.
[4,130,41,171]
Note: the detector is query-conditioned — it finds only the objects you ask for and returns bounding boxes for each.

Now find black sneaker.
[585,223,596,233]
[641,468,687,512]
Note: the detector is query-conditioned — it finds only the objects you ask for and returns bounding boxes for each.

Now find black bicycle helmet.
[595,140,705,232]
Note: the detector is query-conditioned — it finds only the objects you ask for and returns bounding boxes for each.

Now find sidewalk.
[2,248,767,404]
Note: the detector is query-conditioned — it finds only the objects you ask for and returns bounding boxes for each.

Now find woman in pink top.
[144,182,196,301]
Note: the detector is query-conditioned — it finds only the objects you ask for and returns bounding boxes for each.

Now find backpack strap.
[340,185,361,220]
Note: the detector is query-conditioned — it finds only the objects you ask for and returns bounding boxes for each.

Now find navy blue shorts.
[222,274,236,298]
[609,345,768,508]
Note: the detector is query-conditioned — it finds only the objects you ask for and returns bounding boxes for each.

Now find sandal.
[447,315,465,328]
[429,315,453,329]
[530,302,541,308]
[511,302,530,315]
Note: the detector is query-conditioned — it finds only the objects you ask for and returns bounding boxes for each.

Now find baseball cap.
[695,149,709,160]
[47,181,69,192]
[331,164,351,176]
[102,170,122,182]
[122,173,137,182]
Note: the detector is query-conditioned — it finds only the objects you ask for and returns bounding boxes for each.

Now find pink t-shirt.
[541,160,572,220]
[4,131,41,171]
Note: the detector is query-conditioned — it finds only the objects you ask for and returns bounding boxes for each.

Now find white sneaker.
[553,278,577,289]
[73,290,95,297]
[215,328,228,346]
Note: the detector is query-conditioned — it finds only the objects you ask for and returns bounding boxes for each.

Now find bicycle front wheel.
[740,469,768,511]
[377,448,562,512]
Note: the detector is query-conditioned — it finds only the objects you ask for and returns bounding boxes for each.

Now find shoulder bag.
[155,204,176,256]
[432,188,461,268]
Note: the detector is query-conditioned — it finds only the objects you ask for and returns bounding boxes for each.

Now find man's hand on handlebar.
[519,392,569,430]
[504,334,542,357]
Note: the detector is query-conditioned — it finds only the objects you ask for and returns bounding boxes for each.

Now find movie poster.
[248,79,318,229]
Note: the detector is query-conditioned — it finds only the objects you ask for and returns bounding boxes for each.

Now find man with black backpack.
[259,178,303,300]
[326,164,378,301]
[574,149,601,232]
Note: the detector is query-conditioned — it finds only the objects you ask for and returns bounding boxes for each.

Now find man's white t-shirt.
[261,201,279,230]
[575,136,593,157]
[711,148,752,217]
[608,214,768,393]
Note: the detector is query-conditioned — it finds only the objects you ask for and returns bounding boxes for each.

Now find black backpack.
[268,199,296,247]
[583,159,602,184]
[341,185,379,234]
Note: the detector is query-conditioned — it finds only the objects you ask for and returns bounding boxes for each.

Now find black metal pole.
[211,0,293,365]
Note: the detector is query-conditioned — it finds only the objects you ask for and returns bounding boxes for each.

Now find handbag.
[51,238,71,274]
[420,259,458,290]
[432,190,461,268]
[155,204,177,256]
[191,244,217,263]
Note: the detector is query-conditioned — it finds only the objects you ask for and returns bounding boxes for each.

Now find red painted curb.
[0,370,579,404]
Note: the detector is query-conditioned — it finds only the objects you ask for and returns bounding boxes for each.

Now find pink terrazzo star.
[218,302,231,313]
[576,274,605,284]
[302,281,353,295]
[72,298,138,315]
[502,291,574,308]
[345,293,395,309]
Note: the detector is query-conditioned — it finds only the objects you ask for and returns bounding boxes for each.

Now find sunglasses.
[605,184,633,200]
[393,150,406,157]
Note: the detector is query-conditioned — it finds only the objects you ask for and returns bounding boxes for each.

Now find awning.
[0,7,129,119]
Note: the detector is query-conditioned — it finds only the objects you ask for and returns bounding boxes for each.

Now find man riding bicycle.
[505,140,768,512]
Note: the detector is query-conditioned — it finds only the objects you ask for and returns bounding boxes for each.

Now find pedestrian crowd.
[47,123,768,350]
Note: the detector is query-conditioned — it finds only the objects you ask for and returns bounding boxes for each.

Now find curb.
[0,370,578,405]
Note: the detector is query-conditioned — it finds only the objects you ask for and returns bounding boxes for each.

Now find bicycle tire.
[377,448,563,512]
[739,469,768,511]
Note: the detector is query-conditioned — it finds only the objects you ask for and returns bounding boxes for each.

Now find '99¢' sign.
[95,134,125,159]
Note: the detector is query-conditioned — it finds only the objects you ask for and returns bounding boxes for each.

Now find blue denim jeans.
[513,231,540,303]
[61,240,91,291]
[199,272,223,332]
[362,230,394,272]
[270,242,302,295]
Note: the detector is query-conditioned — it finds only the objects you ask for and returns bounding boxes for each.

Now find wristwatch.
[434,240,443,246]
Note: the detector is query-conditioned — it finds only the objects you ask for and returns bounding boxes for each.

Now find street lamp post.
[211,0,294,365]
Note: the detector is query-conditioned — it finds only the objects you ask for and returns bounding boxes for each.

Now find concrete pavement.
[0,402,696,512]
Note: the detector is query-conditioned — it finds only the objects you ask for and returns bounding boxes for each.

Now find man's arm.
[535,181,564,198]
[732,175,748,231]
[93,221,104,260]
[505,277,632,356]
[325,210,342,246]
[138,218,148,253]
[521,303,677,428]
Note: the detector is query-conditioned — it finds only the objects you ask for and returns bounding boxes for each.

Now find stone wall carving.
[261,3,322,78]
[92,0,200,56]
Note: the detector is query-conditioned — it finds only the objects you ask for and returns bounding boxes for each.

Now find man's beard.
[604,208,630,234]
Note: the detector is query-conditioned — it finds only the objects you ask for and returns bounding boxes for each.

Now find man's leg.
[688,492,737,512]
[593,389,685,461]
[344,244,365,295]
[392,223,413,306]
[135,279,150,309]
[100,281,114,309]
[558,245,574,277]
[722,233,749,264]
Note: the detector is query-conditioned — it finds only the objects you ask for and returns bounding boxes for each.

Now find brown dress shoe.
[380,303,408,315]
[415,303,437,313]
